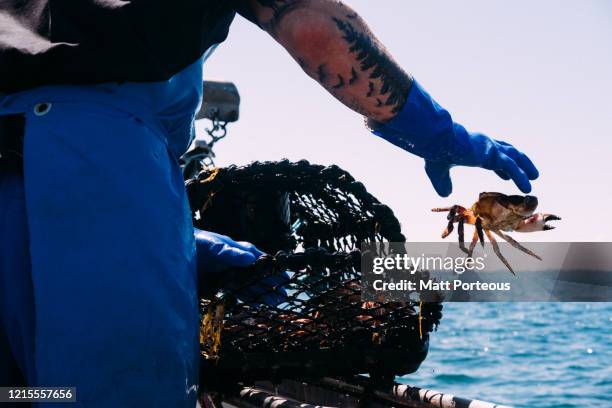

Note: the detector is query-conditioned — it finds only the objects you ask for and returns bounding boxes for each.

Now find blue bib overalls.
[0,57,205,406]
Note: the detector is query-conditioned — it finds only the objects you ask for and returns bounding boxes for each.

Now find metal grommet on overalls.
[34,102,52,116]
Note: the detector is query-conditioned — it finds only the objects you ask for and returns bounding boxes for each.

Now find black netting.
[185,160,443,388]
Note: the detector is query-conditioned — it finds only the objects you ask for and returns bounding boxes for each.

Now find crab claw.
[515,213,561,232]
[543,214,561,230]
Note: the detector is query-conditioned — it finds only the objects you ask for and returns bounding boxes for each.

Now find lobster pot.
[186,160,443,390]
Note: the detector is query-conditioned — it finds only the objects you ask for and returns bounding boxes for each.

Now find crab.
[432,193,561,274]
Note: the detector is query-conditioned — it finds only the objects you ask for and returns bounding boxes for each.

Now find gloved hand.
[370,80,539,197]
[194,229,288,305]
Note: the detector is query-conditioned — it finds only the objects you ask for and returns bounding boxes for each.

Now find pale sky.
[199,0,612,242]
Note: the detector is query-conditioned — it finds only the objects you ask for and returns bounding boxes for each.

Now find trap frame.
[185,160,443,390]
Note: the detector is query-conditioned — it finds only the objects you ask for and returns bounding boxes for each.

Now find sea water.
[399,303,611,407]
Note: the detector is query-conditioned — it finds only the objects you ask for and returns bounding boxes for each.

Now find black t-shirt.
[0,1,236,93]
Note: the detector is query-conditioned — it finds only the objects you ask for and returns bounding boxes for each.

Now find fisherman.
[0,1,539,406]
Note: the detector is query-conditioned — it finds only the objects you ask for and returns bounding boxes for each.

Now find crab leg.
[475,217,485,247]
[440,206,457,239]
[457,217,469,254]
[467,230,479,257]
[431,207,454,212]
[492,230,542,261]
[484,229,515,275]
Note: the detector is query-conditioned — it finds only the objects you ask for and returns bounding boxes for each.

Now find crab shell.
[473,193,559,232]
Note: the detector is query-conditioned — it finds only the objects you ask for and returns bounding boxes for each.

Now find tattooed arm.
[234,0,412,123]
[233,0,540,196]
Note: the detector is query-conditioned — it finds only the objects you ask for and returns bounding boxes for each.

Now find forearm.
[240,0,412,122]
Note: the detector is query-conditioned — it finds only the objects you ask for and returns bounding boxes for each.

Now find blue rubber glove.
[194,229,288,305]
[371,80,539,197]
